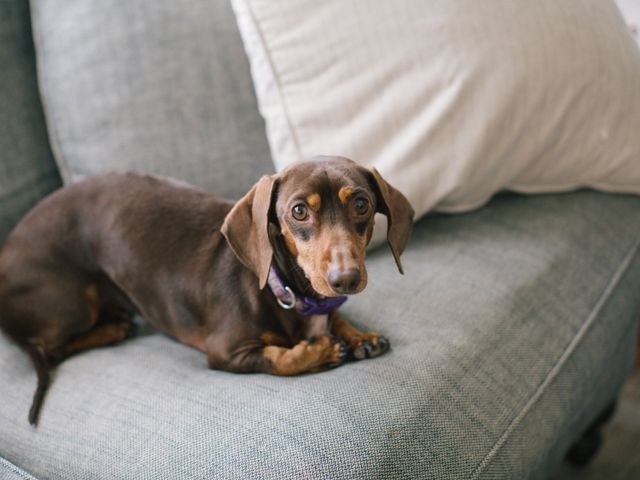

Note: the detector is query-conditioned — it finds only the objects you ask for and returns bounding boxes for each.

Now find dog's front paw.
[351,334,390,360]
[306,335,348,372]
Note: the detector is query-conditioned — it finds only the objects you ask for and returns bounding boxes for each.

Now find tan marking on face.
[306,193,321,212]
[294,229,342,296]
[280,222,299,256]
[338,187,353,205]
[365,221,375,244]
[295,225,369,296]
[279,195,375,297]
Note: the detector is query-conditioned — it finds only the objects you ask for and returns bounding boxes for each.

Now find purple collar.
[267,266,347,316]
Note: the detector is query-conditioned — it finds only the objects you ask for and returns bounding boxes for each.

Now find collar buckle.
[276,286,296,310]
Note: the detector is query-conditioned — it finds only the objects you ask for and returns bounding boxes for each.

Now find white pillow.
[616,0,640,46]
[231,0,640,230]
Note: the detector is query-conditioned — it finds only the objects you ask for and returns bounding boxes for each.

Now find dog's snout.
[328,268,361,295]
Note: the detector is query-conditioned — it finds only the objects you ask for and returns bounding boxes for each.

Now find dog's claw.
[338,343,348,360]
[377,336,390,354]
[357,341,372,360]
[352,335,391,360]
[328,337,348,368]
[352,341,369,360]
[365,341,373,355]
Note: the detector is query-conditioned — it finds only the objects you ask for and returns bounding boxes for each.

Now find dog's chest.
[303,314,329,339]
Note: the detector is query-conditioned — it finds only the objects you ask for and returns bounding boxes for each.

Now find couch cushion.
[1,191,639,479]
[231,0,640,237]
[0,1,61,244]
[30,0,272,200]
[0,457,36,480]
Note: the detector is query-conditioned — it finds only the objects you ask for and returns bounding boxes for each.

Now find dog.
[0,156,414,425]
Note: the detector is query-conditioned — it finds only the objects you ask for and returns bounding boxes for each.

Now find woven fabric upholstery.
[30,0,272,200]
[0,457,36,480]
[0,1,61,244]
[1,190,639,479]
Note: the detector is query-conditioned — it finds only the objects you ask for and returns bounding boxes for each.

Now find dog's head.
[222,156,414,297]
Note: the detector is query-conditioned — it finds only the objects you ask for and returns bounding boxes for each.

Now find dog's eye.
[353,197,370,216]
[291,204,309,221]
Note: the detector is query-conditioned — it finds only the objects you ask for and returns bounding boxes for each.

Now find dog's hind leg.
[19,283,103,425]
[51,321,133,362]
[1,281,126,425]
[49,283,135,362]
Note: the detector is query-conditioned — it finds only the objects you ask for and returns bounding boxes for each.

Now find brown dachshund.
[0,156,414,425]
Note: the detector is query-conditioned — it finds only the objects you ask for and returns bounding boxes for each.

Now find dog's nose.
[328,268,361,295]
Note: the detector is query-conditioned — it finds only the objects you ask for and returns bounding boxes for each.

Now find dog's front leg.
[330,312,390,360]
[205,334,348,376]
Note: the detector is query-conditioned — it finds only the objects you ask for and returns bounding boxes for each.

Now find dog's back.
[1,158,414,426]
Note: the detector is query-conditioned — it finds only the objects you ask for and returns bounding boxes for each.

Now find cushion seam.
[470,232,640,479]
[0,456,39,480]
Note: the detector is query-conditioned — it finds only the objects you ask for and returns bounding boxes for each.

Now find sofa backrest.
[0,1,61,244]
[30,0,273,201]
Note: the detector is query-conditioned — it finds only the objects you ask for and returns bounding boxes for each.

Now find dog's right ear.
[367,168,415,275]
[221,175,277,289]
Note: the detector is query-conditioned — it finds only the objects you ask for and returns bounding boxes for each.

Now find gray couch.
[1,2,639,479]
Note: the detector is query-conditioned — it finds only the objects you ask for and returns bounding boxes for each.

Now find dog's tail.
[23,343,50,426]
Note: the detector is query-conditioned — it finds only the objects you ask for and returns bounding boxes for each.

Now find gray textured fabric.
[0,457,37,480]
[30,0,272,199]
[1,190,639,479]
[0,1,61,244]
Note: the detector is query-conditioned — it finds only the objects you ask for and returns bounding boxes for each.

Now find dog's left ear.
[221,175,277,289]
[368,168,415,274]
